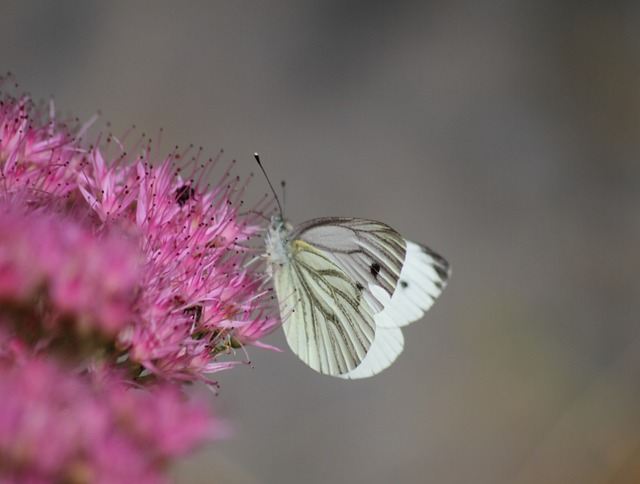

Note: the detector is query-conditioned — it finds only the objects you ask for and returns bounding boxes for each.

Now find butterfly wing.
[292,217,407,312]
[370,240,451,328]
[270,216,449,378]
[338,240,450,379]
[274,239,377,375]
[338,326,405,379]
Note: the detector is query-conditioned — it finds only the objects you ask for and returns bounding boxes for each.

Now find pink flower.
[0,355,215,484]
[0,204,140,359]
[0,77,279,482]
[0,80,279,382]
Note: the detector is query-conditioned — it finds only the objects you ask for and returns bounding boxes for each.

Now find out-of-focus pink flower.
[0,205,140,340]
[0,356,215,484]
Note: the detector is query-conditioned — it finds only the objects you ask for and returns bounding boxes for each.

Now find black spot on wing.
[370,262,381,279]
[400,280,408,289]
[356,282,364,291]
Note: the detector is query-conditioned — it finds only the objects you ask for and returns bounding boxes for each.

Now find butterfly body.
[265,214,450,379]
[265,215,294,266]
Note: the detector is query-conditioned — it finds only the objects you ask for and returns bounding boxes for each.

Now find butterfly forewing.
[275,239,377,375]
[293,218,407,310]
[373,241,451,329]
[338,240,450,379]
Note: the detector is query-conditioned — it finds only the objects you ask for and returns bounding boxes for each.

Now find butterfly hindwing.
[274,239,377,375]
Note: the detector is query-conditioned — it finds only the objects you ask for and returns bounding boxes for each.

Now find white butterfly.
[265,215,450,379]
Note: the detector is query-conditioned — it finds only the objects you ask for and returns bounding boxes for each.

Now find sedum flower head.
[0,76,278,481]
[0,355,214,484]
[0,79,278,381]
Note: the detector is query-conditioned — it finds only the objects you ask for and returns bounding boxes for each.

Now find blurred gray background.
[3,1,640,483]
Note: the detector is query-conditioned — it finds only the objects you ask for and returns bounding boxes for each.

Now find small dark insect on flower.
[174,184,195,205]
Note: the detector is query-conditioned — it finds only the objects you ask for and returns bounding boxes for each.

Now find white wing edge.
[337,326,404,379]
[374,240,450,329]
[337,239,450,379]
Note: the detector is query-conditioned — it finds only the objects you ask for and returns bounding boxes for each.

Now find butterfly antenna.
[254,153,284,217]
[281,180,287,208]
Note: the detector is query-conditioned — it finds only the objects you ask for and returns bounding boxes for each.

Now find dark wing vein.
[294,218,407,304]
[276,240,376,375]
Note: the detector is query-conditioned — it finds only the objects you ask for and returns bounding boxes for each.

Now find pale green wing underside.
[293,217,407,311]
[275,239,377,375]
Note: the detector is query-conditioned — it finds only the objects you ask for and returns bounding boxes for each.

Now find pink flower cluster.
[0,207,140,340]
[0,356,213,483]
[0,77,278,481]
